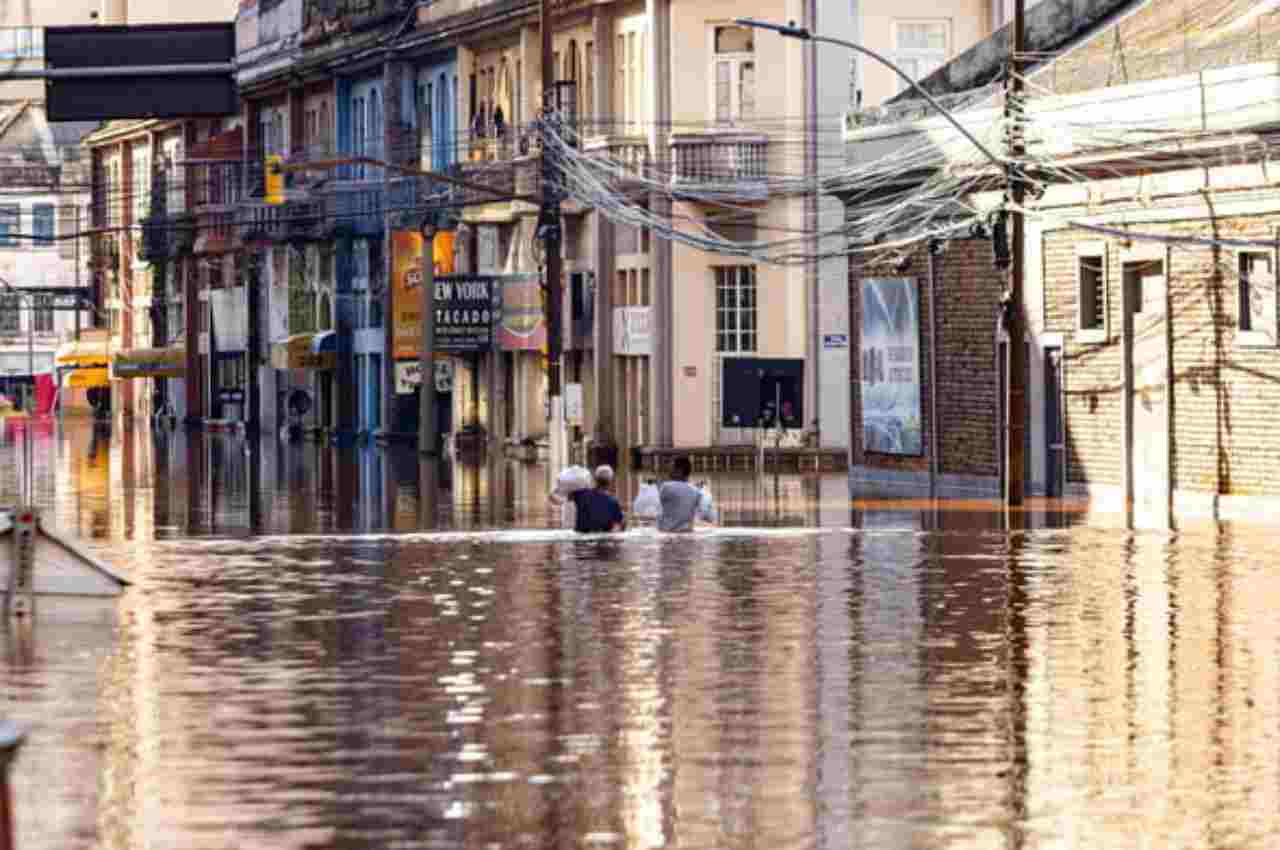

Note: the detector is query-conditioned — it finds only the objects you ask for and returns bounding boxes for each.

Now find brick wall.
[1043,213,1280,497]
[849,238,1003,479]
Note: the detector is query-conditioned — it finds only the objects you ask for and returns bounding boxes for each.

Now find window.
[33,204,54,244]
[1076,245,1105,339]
[715,265,757,353]
[164,138,184,214]
[617,16,648,134]
[319,101,332,154]
[32,294,53,334]
[107,159,121,227]
[58,204,78,260]
[711,24,755,124]
[584,42,595,129]
[893,20,950,93]
[132,148,150,225]
[0,205,18,246]
[0,294,19,333]
[1238,250,1277,345]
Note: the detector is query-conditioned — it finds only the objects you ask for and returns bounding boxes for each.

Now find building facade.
[843,0,1280,523]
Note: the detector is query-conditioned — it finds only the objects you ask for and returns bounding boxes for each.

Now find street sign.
[44,24,236,121]
[565,383,584,427]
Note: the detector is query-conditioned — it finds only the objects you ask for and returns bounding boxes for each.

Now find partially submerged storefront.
[55,332,111,416]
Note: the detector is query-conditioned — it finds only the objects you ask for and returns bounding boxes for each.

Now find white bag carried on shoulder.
[633,482,661,519]
[554,465,592,497]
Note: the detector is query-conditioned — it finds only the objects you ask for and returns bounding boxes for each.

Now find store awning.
[270,333,335,371]
[111,347,185,380]
[54,337,109,368]
[64,367,109,389]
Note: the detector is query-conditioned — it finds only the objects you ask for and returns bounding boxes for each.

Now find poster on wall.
[391,230,424,360]
[497,274,545,351]
[860,277,922,456]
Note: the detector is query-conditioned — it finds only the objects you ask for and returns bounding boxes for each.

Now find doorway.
[1124,258,1170,529]
[1044,346,1065,498]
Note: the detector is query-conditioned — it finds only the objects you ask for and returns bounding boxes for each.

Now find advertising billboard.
[391,230,424,361]
[497,274,545,351]
[860,277,922,456]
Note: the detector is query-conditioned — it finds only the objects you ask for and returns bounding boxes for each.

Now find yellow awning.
[55,336,110,368]
[270,334,335,371]
[64,367,110,389]
[111,347,186,380]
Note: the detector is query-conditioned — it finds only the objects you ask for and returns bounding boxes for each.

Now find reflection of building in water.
[670,537,817,849]
[850,510,928,849]
[1018,529,1280,845]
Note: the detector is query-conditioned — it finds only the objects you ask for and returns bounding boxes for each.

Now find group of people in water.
[549,456,718,534]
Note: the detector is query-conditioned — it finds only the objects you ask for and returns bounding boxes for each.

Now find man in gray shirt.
[658,456,717,532]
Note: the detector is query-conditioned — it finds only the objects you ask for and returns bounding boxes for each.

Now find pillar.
[589,7,618,466]
[647,0,672,447]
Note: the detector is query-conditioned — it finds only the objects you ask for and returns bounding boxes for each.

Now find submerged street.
[1,422,1279,849]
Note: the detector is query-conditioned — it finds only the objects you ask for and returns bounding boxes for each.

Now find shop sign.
[391,230,424,361]
[613,306,652,356]
[395,358,454,394]
[434,275,495,352]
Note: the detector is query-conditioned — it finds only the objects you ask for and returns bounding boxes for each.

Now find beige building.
[420,0,996,460]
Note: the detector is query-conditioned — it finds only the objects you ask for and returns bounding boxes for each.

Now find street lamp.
[733,18,1004,171]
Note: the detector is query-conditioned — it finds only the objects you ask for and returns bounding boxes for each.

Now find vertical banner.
[391,230,424,361]
[860,277,922,455]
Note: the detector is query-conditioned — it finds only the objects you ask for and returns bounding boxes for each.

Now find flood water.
[4,421,1280,849]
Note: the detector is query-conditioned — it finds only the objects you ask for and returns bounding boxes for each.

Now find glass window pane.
[739,62,755,119]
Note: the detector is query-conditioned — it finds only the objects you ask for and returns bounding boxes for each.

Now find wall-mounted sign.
[218,388,245,405]
[391,230,424,360]
[613,306,652,356]
[498,274,545,351]
[861,277,922,456]
[565,382,584,427]
[823,334,849,349]
[435,275,495,352]
[395,358,454,394]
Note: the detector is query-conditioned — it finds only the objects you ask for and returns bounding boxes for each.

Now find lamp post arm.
[734,18,1006,171]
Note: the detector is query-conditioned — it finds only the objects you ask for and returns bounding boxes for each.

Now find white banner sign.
[613,306,652,356]
[565,382,584,427]
[395,359,454,394]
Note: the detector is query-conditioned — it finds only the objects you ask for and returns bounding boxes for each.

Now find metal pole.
[418,230,438,456]
[540,0,565,461]
[0,722,23,850]
[1005,0,1028,508]
[245,253,261,435]
[927,242,940,500]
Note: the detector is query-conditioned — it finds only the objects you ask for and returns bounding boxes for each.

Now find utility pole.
[418,225,438,456]
[1004,0,1028,507]
[245,250,262,434]
[540,0,565,469]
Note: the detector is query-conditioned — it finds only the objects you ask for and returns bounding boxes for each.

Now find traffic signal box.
[265,154,285,206]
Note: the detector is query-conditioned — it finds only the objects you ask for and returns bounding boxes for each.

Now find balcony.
[669,131,770,202]
[583,135,651,189]
[238,201,287,244]
[321,181,384,238]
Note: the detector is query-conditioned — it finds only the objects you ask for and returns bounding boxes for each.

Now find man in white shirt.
[658,456,717,532]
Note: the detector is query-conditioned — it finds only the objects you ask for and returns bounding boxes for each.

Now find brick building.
[844,0,1280,523]
[847,239,1005,496]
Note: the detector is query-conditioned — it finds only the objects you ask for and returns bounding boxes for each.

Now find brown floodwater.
[3,422,1280,849]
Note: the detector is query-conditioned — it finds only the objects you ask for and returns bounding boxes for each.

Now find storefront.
[270,331,336,431]
[55,333,111,416]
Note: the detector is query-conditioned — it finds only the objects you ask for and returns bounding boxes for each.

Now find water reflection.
[3,424,1280,848]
